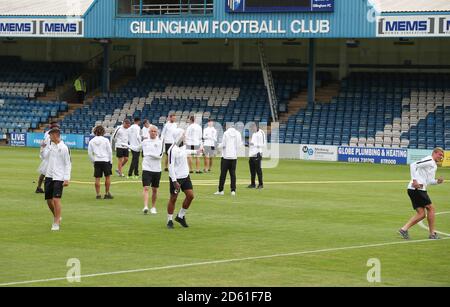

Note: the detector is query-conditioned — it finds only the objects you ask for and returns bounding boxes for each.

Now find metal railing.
[111,55,136,70]
[132,3,214,16]
[258,42,279,123]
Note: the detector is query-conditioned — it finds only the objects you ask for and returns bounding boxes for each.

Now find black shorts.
[169,176,193,195]
[94,162,113,178]
[116,148,129,158]
[188,145,200,151]
[407,189,432,210]
[165,143,173,154]
[142,171,162,188]
[45,178,64,200]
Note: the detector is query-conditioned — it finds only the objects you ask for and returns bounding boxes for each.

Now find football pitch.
[0,146,449,287]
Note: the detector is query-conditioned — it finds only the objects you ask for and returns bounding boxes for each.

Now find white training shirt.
[128,124,142,152]
[39,131,51,159]
[141,126,150,140]
[220,127,242,160]
[161,122,178,145]
[408,155,438,191]
[38,131,51,174]
[168,145,196,182]
[142,137,164,173]
[42,141,72,181]
[249,130,266,157]
[88,136,113,163]
[112,125,129,150]
[203,126,217,147]
[185,123,203,146]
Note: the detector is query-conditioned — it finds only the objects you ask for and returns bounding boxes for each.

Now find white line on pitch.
[418,212,450,237]
[1,237,448,287]
[70,179,411,186]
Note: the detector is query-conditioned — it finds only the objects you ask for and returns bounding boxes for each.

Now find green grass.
[0,146,449,287]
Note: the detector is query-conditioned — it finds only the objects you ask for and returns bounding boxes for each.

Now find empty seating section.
[0,82,45,99]
[60,63,307,135]
[0,58,82,98]
[402,89,450,150]
[0,98,68,133]
[279,73,450,150]
[0,58,80,134]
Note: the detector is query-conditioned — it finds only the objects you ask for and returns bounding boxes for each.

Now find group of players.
[35,114,267,231]
[34,114,446,240]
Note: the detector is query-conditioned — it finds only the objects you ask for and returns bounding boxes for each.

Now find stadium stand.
[0,58,82,97]
[0,98,68,133]
[59,63,329,136]
[279,73,450,150]
[0,58,80,134]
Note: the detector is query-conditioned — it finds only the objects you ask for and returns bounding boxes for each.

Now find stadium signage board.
[226,0,334,13]
[300,144,338,161]
[26,133,85,149]
[377,16,450,37]
[10,133,26,147]
[0,19,84,37]
[129,19,330,35]
[443,151,450,167]
[338,146,408,165]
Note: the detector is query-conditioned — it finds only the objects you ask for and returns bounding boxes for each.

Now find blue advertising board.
[26,133,85,149]
[10,133,27,147]
[338,147,408,165]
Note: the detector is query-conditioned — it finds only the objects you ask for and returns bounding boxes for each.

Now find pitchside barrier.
[7,133,450,166]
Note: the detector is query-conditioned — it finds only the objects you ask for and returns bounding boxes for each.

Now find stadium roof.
[0,0,94,17]
[373,0,450,13]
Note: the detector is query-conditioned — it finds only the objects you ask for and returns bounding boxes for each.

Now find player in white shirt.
[248,123,266,189]
[40,128,71,231]
[399,148,445,240]
[35,122,59,193]
[112,119,131,177]
[215,125,242,196]
[88,126,114,200]
[127,118,142,179]
[141,120,151,141]
[203,119,218,173]
[161,114,178,172]
[185,116,203,174]
[141,125,163,215]
[167,128,203,229]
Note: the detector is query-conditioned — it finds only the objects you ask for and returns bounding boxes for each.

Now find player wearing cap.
[35,122,59,193]
[41,128,71,231]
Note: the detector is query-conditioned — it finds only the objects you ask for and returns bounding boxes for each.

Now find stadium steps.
[279,92,308,123]
[315,81,340,103]
[279,81,340,123]
[35,103,83,132]
[39,90,59,101]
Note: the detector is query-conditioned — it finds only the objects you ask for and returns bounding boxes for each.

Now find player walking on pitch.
[41,128,71,231]
[167,128,202,229]
[35,122,59,193]
[88,125,114,200]
[399,148,445,240]
[141,125,163,215]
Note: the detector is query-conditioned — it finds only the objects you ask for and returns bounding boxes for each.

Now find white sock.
[178,208,187,218]
[168,214,173,222]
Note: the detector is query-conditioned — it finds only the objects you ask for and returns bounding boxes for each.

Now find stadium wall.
[2,38,450,71]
